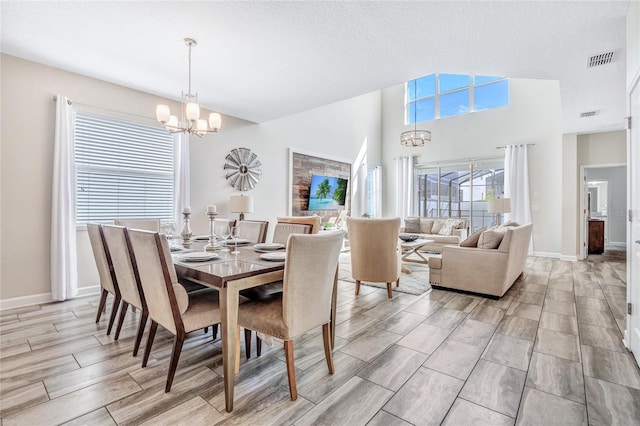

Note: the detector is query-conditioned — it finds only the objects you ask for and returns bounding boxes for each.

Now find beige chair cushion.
[173,284,189,314]
[477,227,508,249]
[102,225,143,309]
[87,224,117,295]
[181,290,221,333]
[348,217,401,284]
[272,223,312,246]
[115,218,161,232]
[237,220,268,243]
[403,217,421,233]
[460,227,487,248]
[431,219,446,234]
[276,216,322,234]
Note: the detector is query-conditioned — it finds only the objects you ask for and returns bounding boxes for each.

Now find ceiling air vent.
[580,111,598,118]
[587,51,615,68]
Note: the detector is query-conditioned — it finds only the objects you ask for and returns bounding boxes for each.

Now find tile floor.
[1,254,639,425]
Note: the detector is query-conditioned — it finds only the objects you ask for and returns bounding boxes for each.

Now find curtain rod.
[52,95,73,105]
[496,143,536,150]
[415,154,502,168]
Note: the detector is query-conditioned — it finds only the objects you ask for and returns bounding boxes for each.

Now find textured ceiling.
[0,1,629,133]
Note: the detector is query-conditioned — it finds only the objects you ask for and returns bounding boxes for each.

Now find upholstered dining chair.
[101,224,148,355]
[272,222,312,247]
[347,217,401,299]
[276,216,321,234]
[236,220,268,244]
[127,229,223,392]
[87,224,121,335]
[238,231,344,400]
[114,218,161,232]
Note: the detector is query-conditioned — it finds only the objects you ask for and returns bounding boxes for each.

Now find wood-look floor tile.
[275,333,348,371]
[482,333,532,371]
[442,398,514,426]
[422,308,467,330]
[0,324,56,347]
[516,387,587,425]
[362,300,405,320]
[513,291,545,306]
[525,352,585,403]
[1,312,77,334]
[585,376,640,426]
[600,284,625,296]
[28,323,109,351]
[396,323,451,355]
[468,305,505,325]
[383,367,464,426]
[521,283,547,294]
[2,375,141,426]
[582,345,640,390]
[459,359,526,418]
[479,295,513,310]
[578,323,626,352]
[377,311,426,335]
[576,296,610,312]
[539,311,579,335]
[334,314,381,341]
[534,328,581,362]
[62,408,116,426]
[0,342,31,359]
[367,410,412,426]
[545,288,575,303]
[403,298,442,317]
[423,339,483,380]
[547,280,573,292]
[575,286,605,299]
[138,396,222,425]
[505,302,542,321]
[0,336,100,373]
[296,351,367,403]
[352,291,392,310]
[424,290,458,304]
[495,316,538,341]
[448,318,497,348]
[358,345,427,391]
[0,305,42,317]
[295,376,393,426]
[543,299,577,317]
[0,382,49,417]
[577,307,618,330]
[0,355,80,393]
[340,329,402,362]
[443,295,480,313]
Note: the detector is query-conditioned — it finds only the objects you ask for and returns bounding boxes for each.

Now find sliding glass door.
[415,159,504,232]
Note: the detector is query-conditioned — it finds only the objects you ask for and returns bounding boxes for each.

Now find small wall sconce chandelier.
[156,38,221,138]
[401,80,431,147]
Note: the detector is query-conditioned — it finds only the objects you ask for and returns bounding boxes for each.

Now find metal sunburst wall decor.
[224,147,262,191]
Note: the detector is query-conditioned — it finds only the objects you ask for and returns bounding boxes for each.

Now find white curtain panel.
[395,156,414,218]
[173,132,190,227]
[504,144,532,226]
[51,95,77,301]
[372,166,382,218]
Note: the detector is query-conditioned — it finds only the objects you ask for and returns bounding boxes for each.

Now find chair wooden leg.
[211,324,218,340]
[235,327,241,375]
[322,323,334,374]
[284,340,298,400]
[106,294,121,336]
[204,327,208,334]
[244,328,252,359]
[142,321,158,368]
[256,334,262,357]
[96,289,108,323]
[165,332,185,392]
[386,283,392,299]
[133,309,148,357]
[396,278,400,287]
[355,280,361,296]
[114,301,129,340]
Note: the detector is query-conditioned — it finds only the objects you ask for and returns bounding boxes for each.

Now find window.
[407,73,509,123]
[75,111,175,224]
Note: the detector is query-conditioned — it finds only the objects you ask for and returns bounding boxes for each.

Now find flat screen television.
[308,174,348,211]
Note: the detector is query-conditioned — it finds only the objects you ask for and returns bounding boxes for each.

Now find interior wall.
[0,54,382,303]
[562,133,579,258]
[381,78,563,255]
[586,166,627,245]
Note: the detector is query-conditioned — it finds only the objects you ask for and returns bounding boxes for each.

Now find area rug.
[338,253,432,295]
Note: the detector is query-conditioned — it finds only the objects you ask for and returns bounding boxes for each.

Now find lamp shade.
[487,198,511,214]
[230,195,254,213]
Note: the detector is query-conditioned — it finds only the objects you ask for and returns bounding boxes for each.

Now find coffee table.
[400,238,434,265]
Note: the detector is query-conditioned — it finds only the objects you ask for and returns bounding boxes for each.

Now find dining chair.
[276,216,321,234]
[238,231,344,400]
[101,224,148,355]
[347,217,401,298]
[87,223,121,335]
[236,220,268,244]
[115,218,161,232]
[272,223,312,247]
[127,228,223,392]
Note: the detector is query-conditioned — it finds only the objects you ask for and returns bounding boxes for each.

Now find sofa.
[428,223,532,298]
[400,217,468,252]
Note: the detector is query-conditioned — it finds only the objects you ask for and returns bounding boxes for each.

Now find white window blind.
[75,111,174,224]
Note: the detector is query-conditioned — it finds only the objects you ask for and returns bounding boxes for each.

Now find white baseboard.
[606,242,626,249]
[560,255,578,262]
[0,292,52,311]
[532,251,561,259]
[77,285,101,297]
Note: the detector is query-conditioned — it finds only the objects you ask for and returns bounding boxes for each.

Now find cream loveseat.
[400,217,468,253]
[429,223,532,298]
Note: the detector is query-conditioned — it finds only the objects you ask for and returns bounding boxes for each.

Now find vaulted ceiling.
[1,1,629,134]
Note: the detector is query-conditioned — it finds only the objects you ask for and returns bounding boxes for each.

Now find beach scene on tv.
[308,174,348,210]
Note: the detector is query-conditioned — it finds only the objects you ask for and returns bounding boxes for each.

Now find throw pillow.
[503,220,520,227]
[460,227,487,247]
[477,227,508,249]
[438,218,464,236]
[420,219,435,234]
[431,219,446,234]
[404,217,421,233]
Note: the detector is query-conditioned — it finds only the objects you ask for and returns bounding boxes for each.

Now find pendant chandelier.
[401,79,431,147]
[156,38,221,137]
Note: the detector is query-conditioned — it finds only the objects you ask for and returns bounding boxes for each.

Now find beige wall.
[577,131,627,166]
[381,78,564,256]
[562,133,579,259]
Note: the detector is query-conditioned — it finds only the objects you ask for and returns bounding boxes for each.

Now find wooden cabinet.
[588,220,605,254]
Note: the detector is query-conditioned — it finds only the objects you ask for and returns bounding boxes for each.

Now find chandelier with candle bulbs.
[155,38,221,137]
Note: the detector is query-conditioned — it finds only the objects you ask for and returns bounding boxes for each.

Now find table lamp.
[230,194,254,221]
[488,198,511,226]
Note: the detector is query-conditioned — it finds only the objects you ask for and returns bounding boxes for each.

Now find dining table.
[172,241,338,413]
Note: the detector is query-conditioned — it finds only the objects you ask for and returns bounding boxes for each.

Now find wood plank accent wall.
[291,152,351,222]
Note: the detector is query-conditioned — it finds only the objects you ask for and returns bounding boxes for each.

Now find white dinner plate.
[179,252,219,262]
[254,243,285,251]
[169,245,186,252]
[260,252,287,261]
[192,235,211,241]
[222,238,251,245]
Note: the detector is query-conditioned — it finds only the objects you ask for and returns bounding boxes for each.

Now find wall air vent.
[580,111,598,118]
[587,51,615,68]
